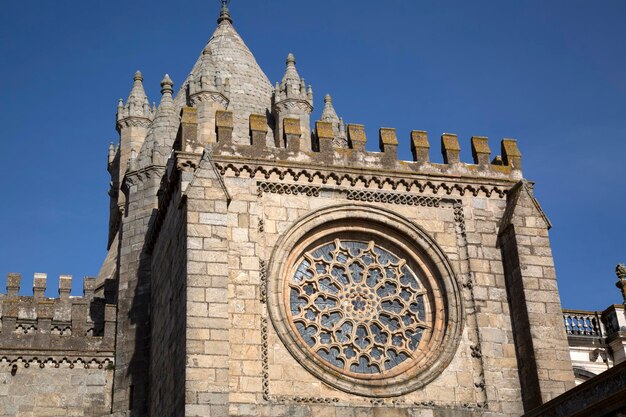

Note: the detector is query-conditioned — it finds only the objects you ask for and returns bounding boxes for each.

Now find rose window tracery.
[288,239,432,376]
[268,206,463,397]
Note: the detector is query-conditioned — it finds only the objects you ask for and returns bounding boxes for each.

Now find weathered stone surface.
[0,4,581,417]
[0,364,113,416]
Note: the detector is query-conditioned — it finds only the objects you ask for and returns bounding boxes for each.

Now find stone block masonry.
[0,4,581,416]
[0,273,115,416]
[99,90,572,415]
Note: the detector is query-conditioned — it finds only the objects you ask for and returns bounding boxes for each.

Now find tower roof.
[321,94,339,124]
[117,70,154,123]
[175,9,273,143]
[138,74,179,168]
[127,71,149,108]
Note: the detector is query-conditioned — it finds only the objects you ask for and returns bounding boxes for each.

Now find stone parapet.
[0,273,115,366]
[211,111,524,183]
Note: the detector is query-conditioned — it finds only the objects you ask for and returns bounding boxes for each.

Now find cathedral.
[1,3,625,417]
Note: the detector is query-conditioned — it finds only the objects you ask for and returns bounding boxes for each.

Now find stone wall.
[0,363,113,416]
[0,274,115,416]
[181,154,231,417]
[149,176,187,416]
[499,181,575,412]
[112,165,164,414]
[136,106,576,416]
[218,175,521,416]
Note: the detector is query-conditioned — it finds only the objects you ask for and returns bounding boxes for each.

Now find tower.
[108,71,154,248]
[0,3,587,417]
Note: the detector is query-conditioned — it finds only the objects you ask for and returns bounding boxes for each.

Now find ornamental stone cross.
[616,264,626,303]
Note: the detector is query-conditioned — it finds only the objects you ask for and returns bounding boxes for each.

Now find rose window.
[288,239,432,376]
[268,206,463,396]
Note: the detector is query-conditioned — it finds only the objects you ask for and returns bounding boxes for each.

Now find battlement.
[181,109,524,183]
[0,273,115,360]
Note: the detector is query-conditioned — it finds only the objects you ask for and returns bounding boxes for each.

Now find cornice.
[213,158,514,198]
[122,165,166,190]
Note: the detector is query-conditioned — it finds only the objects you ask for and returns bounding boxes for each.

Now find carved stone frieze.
[257,182,320,197]
[116,117,152,131]
[217,162,508,198]
[189,91,230,108]
[175,152,203,173]
[0,356,114,369]
[273,99,313,114]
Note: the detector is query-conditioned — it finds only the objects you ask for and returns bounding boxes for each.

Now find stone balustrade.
[563,310,605,337]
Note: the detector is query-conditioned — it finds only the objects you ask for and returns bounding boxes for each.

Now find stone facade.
[2,3,611,417]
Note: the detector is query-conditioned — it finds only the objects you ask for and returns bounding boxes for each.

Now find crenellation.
[379,127,398,164]
[6,273,20,297]
[283,117,302,150]
[83,277,96,299]
[216,110,234,146]
[441,133,461,164]
[501,139,522,170]
[33,273,46,300]
[471,136,491,166]
[315,121,335,153]
[213,109,524,184]
[176,106,201,154]
[411,130,430,163]
[0,274,115,352]
[249,114,268,148]
[346,123,366,151]
[58,274,72,300]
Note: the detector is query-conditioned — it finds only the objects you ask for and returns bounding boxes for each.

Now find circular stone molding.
[266,204,463,397]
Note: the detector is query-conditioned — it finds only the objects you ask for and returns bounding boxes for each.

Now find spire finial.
[217,0,232,24]
[160,74,174,96]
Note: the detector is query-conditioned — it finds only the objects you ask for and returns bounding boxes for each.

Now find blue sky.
[0,0,624,310]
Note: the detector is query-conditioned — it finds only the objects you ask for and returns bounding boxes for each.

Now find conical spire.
[282,53,301,88]
[187,46,231,102]
[127,71,150,114]
[320,94,347,148]
[275,53,312,105]
[175,6,273,144]
[217,0,232,25]
[321,94,339,124]
[117,70,154,124]
[137,74,180,168]
[273,53,314,149]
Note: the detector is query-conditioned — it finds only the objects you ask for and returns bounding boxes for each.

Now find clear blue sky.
[0,0,624,310]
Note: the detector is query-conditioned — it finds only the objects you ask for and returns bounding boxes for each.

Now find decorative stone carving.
[266,204,463,397]
[288,238,432,376]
